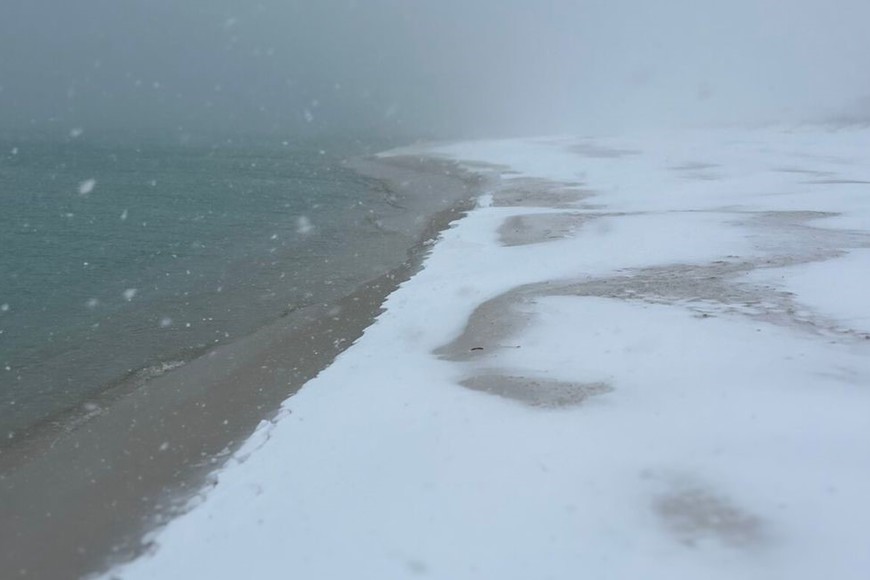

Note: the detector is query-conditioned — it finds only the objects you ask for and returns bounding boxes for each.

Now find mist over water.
[2,4,870,575]
[3,0,870,140]
[3,0,870,433]
[0,136,409,435]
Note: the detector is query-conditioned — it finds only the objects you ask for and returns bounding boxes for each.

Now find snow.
[78,178,97,195]
[296,215,314,234]
[747,249,870,334]
[109,126,870,579]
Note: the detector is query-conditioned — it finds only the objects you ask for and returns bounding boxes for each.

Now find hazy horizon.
[3,0,870,140]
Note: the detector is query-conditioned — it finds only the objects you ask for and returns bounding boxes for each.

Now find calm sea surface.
[0,134,404,437]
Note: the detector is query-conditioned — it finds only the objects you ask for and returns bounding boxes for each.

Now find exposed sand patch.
[497,212,601,246]
[653,484,765,549]
[434,289,534,362]
[671,162,721,171]
[436,210,870,368]
[570,142,642,159]
[804,178,870,185]
[492,177,594,208]
[773,167,836,177]
[460,374,612,408]
[669,161,723,181]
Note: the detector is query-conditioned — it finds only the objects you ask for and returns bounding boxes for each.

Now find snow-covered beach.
[110,126,870,579]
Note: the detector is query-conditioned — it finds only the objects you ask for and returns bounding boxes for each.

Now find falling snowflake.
[296,216,314,235]
[70,128,84,138]
[0,304,9,313]
[123,288,138,301]
[86,298,99,309]
[78,179,96,195]
[120,209,128,221]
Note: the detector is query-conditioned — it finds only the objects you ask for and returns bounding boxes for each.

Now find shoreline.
[103,127,870,580]
[0,153,488,579]
[0,137,436,442]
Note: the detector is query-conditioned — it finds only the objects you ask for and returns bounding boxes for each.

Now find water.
[0,134,406,437]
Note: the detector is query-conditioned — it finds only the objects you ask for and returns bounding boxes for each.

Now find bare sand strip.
[422,160,870,563]
[86,131,870,579]
[498,213,595,246]
[460,374,612,408]
[0,156,484,579]
[436,178,870,415]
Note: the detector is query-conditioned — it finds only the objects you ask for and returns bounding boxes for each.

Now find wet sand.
[0,155,485,579]
[460,374,612,408]
[433,171,870,421]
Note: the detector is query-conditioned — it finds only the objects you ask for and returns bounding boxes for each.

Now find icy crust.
[111,127,870,580]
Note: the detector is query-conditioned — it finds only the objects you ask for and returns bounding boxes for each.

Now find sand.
[0,154,484,579]
[97,129,870,580]
[435,173,870,428]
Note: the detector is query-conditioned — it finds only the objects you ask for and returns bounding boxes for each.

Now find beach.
[4,125,870,579]
[103,125,870,580]
[0,154,482,578]
[5,0,870,577]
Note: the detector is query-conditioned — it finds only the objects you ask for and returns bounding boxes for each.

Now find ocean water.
[0,134,406,438]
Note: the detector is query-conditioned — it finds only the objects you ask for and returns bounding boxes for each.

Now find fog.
[3,0,870,139]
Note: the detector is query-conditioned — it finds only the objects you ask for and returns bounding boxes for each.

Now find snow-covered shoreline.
[110,126,870,579]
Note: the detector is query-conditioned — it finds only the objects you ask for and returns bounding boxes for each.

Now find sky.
[2,0,870,139]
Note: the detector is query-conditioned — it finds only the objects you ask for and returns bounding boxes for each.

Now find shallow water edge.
[0,152,488,579]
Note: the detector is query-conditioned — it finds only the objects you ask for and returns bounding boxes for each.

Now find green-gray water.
[0,134,404,438]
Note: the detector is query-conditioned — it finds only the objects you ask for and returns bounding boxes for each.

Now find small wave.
[132,360,187,384]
